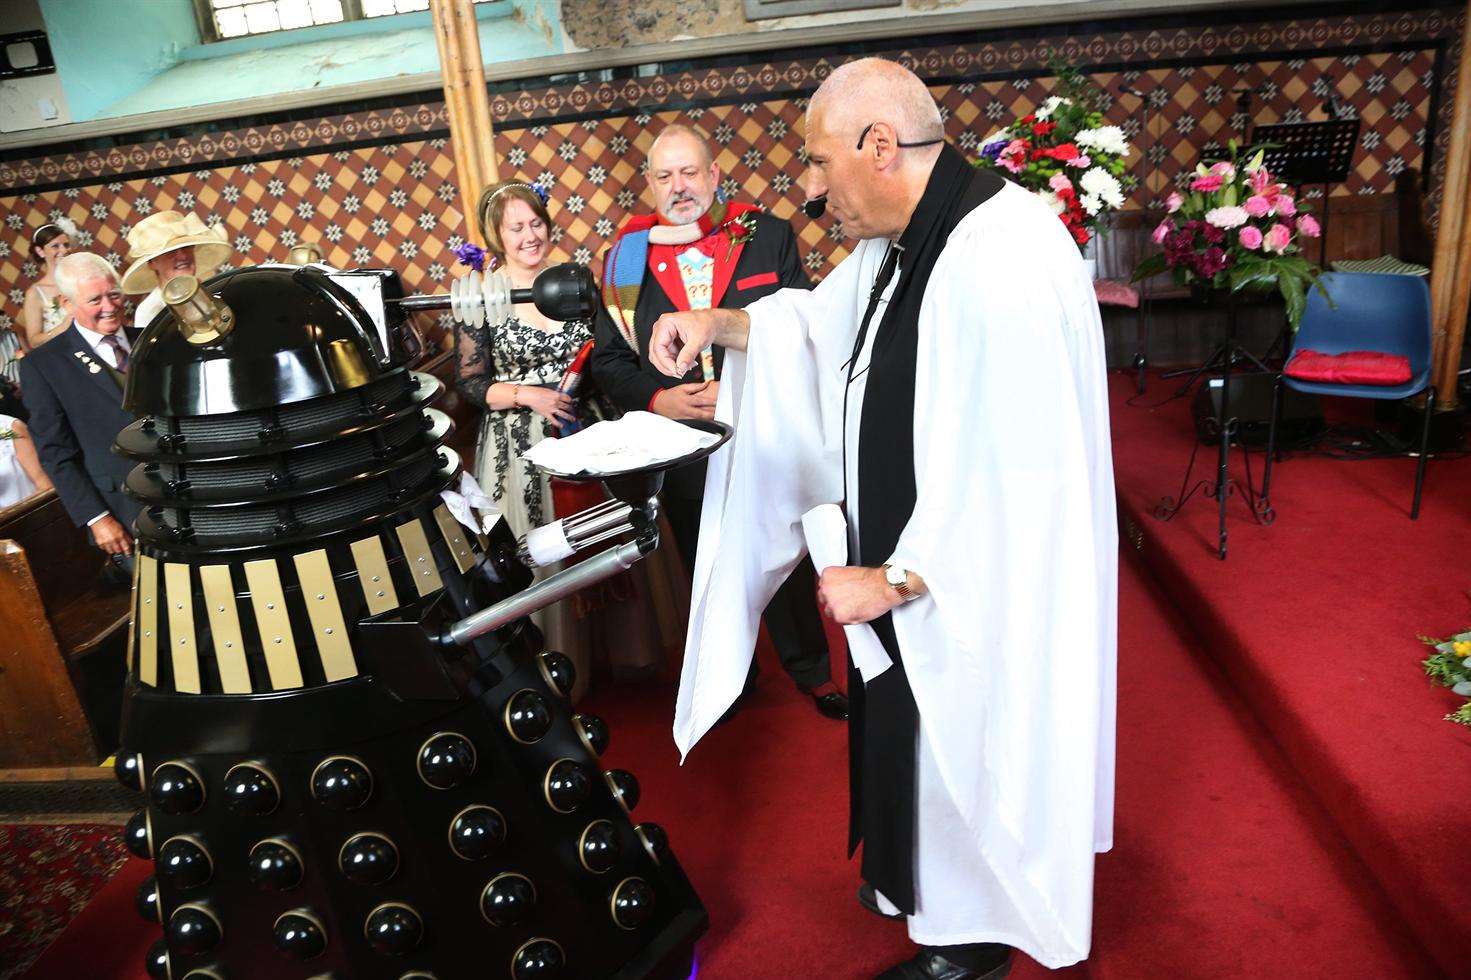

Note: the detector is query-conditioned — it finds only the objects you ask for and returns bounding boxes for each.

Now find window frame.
[193,0,493,45]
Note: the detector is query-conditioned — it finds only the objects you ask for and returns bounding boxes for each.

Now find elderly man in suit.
[20,251,138,557]
[591,124,846,721]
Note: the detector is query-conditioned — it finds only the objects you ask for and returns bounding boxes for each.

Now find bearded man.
[590,124,846,721]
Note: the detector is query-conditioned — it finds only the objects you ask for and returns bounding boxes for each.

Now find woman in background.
[121,210,232,332]
[456,180,674,697]
[0,415,54,508]
[20,220,75,352]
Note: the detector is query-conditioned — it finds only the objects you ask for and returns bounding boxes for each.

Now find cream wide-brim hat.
[120,211,233,295]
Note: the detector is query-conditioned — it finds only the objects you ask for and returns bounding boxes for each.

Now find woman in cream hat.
[121,211,231,332]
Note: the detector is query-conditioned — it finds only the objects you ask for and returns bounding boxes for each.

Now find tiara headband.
[31,216,79,245]
[475,180,552,256]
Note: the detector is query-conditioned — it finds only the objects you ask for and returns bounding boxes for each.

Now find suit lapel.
[59,327,125,404]
[646,243,691,313]
[710,237,746,309]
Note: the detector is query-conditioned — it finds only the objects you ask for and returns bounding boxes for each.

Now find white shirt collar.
[72,320,131,366]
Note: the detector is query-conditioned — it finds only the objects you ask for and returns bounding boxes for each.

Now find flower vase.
[1081,235,1098,281]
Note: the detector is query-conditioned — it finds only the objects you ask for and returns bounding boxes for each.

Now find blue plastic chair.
[1261,271,1435,518]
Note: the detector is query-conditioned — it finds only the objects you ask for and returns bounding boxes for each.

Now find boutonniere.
[722,211,759,261]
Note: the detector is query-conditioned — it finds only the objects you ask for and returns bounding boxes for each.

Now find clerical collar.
[895,143,971,255]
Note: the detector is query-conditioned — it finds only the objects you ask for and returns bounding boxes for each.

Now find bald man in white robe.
[651,59,1116,979]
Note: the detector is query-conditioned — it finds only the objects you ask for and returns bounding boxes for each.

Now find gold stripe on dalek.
[110,244,714,979]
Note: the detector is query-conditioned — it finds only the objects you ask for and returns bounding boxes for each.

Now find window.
[197,0,497,42]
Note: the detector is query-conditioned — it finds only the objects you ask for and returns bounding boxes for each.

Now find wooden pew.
[0,489,131,769]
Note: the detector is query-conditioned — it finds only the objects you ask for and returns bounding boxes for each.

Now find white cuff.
[86,511,109,526]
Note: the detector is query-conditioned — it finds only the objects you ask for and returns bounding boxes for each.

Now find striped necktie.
[101,334,129,373]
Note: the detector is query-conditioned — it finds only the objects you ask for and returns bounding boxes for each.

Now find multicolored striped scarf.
[601,200,759,349]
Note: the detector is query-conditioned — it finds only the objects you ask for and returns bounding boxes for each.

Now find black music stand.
[1249,119,1360,268]
[1154,291,1274,561]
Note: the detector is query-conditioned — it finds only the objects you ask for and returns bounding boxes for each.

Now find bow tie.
[688,233,724,260]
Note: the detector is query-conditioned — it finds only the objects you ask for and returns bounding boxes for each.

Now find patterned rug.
[0,824,128,980]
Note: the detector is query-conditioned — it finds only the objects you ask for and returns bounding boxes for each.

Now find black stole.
[847,144,1004,913]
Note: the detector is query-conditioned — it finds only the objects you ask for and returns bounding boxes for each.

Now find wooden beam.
[430,0,498,247]
[1430,1,1471,409]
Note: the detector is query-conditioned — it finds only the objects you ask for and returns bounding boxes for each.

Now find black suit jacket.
[590,210,810,498]
[19,325,139,529]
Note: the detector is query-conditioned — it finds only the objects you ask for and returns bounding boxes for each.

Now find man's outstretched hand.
[649,308,751,377]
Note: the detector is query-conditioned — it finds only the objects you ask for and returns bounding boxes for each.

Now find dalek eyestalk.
[161,274,234,345]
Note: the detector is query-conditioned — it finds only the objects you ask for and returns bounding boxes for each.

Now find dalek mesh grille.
[154,413,426,493]
[160,449,441,539]
[172,373,407,443]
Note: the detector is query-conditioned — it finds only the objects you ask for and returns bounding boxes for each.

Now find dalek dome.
[123,264,388,418]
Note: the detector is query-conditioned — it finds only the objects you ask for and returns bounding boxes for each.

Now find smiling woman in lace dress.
[455,180,672,698]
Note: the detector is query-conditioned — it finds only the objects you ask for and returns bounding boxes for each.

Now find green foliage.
[1419,633,1471,730]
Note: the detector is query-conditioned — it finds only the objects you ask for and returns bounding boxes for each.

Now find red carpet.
[0,824,128,979]
[1110,371,1470,977]
[24,559,1444,978]
[23,371,1464,978]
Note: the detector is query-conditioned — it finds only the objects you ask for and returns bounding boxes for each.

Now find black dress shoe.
[857,882,904,919]
[874,947,1013,980]
[811,690,849,720]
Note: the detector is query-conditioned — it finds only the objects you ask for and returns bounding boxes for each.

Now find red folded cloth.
[1284,349,1413,385]
[1092,278,1140,309]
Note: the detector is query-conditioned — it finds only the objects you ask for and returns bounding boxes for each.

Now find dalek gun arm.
[440,496,661,649]
[391,261,598,328]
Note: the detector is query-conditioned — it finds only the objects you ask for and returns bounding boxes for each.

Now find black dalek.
[108,259,711,979]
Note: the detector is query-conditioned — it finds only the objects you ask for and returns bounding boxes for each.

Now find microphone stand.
[1120,83,1154,394]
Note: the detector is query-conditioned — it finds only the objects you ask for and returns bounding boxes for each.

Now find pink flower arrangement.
[1135,143,1324,329]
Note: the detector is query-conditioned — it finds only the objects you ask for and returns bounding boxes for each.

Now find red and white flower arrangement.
[1135,142,1324,328]
[975,80,1133,252]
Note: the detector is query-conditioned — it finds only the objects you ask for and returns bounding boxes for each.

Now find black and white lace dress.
[456,312,605,535]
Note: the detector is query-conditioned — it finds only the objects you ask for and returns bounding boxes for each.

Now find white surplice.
[672,181,1117,969]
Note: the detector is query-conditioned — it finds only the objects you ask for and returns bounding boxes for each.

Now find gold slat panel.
[395,520,443,597]
[200,565,251,694]
[350,536,399,616]
[433,504,476,574]
[293,550,357,683]
[137,554,159,686]
[243,559,304,690]
[125,553,140,671]
[163,563,201,694]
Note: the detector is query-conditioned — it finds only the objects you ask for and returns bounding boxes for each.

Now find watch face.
[886,565,906,587]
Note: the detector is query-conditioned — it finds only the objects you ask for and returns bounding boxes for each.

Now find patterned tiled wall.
[0,5,1460,348]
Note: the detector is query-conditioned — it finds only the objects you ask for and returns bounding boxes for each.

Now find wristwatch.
[883,564,919,603]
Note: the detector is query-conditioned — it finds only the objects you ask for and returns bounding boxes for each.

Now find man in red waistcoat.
[590,124,846,721]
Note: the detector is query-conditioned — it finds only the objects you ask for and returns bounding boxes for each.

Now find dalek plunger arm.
[390,262,598,327]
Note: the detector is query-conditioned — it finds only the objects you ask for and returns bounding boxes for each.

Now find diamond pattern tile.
[0,13,1456,352]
